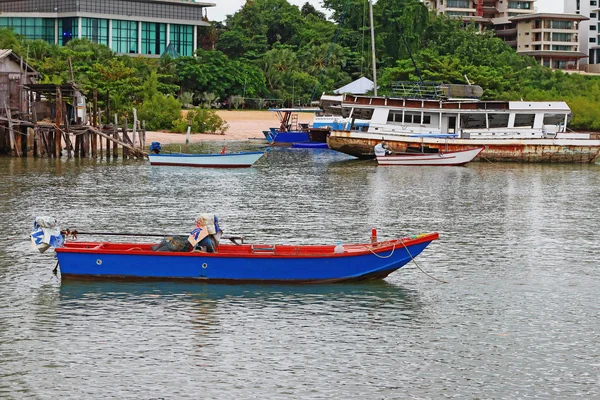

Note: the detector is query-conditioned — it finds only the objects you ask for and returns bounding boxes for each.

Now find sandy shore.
[144,110,314,144]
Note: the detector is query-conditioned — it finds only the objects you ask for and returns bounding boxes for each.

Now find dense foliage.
[3,0,600,130]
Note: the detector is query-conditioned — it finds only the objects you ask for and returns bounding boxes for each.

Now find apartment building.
[564,0,600,71]
[423,0,537,48]
[510,13,588,70]
[0,0,215,57]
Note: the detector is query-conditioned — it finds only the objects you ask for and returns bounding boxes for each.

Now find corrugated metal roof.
[0,49,14,61]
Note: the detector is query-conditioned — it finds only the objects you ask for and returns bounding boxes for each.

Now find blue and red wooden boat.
[53,233,439,283]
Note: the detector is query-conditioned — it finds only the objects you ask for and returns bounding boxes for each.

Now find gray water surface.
[1,144,599,399]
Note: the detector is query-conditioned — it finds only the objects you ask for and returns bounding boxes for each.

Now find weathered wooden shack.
[1,49,146,159]
[0,49,37,156]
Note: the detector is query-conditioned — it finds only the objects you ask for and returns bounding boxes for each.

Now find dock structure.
[0,49,147,159]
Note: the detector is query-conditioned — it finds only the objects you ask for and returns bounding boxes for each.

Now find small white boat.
[377,146,484,166]
[148,151,265,168]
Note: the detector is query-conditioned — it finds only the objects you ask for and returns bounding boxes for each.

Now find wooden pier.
[1,86,147,159]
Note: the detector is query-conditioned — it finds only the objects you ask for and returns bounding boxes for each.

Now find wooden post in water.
[4,104,19,157]
[122,118,129,159]
[140,120,146,150]
[91,89,98,158]
[62,101,73,158]
[55,87,62,158]
[113,114,118,159]
[105,89,110,126]
[26,127,34,157]
[33,107,40,157]
[132,108,137,151]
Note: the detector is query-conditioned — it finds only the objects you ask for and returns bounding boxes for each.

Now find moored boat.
[148,151,264,168]
[53,233,439,283]
[321,87,600,163]
[377,145,484,166]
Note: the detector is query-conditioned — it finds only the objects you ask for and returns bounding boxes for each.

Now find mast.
[369,0,377,96]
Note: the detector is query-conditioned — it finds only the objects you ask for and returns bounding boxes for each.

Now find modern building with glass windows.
[423,0,537,49]
[510,13,589,70]
[0,0,215,57]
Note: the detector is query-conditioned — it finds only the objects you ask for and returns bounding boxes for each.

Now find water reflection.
[2,146,600,398]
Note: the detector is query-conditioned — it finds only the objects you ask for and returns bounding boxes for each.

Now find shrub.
[138,94,181,130]
[172,109,229,134]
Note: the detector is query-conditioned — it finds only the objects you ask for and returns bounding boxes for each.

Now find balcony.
[495,28,517,36]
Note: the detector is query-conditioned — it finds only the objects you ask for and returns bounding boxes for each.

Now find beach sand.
[145,110,314,144]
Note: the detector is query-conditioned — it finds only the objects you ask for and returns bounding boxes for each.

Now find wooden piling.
[112,118,118,159]
[122,118,130,159]
[92,89,98,158]
[55,88,62,158]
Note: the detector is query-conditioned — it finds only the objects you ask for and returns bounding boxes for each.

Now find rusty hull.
[327,136,600,163]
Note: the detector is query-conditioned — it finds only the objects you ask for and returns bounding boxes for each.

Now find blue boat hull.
[292,142,329,149]
[55,235,438,283]
[264,128,310,144]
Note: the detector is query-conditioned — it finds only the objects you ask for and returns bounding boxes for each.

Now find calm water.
[1,142,599,399]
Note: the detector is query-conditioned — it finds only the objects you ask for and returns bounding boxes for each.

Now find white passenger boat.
[320,85,600,163]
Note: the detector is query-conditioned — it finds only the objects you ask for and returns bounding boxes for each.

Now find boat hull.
[328,132,600,163]
[377,146,484,166]
[54,234,438,283]
[264,129,310,144]
[148,152,264,168]
[292,142,329,149]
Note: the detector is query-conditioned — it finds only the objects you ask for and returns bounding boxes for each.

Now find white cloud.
[205,0,329,23]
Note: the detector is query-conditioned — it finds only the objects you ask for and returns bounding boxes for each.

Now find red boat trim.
[55,233,439,259]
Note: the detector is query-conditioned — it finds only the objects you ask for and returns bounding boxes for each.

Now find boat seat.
[251,245,275,253]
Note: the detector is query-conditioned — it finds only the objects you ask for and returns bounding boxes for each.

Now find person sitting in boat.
[374,140,392,156]
[189,214,223,253]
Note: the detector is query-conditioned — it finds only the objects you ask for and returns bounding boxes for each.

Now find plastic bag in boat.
[31,216,64,253]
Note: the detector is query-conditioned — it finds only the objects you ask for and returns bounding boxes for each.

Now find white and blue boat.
[148,151,264,168]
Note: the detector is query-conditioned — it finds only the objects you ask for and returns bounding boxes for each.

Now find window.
[552,33,572,42]
[404,113,421,124]
[552,20,572,30]
[81,18,109,46]
[591,13,597,19]
[488,114,510,129]
[58,18,78,46]
[447,0,470,7]
[142,22,166,55]
[0,17,55,44]
[591,37,597,42]
[591,25,597,30]
[508,1,531,9]
[170,24,194,57]
[514,114,535,128]
[112,20,138,54]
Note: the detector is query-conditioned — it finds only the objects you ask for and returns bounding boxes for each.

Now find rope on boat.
[365,241,396,258]
[399,240,448,284]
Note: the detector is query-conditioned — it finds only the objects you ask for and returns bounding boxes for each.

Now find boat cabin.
[321,93,572,139]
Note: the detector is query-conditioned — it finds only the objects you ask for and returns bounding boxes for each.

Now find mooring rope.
[365,241,396,258]
[398,239,448,284]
